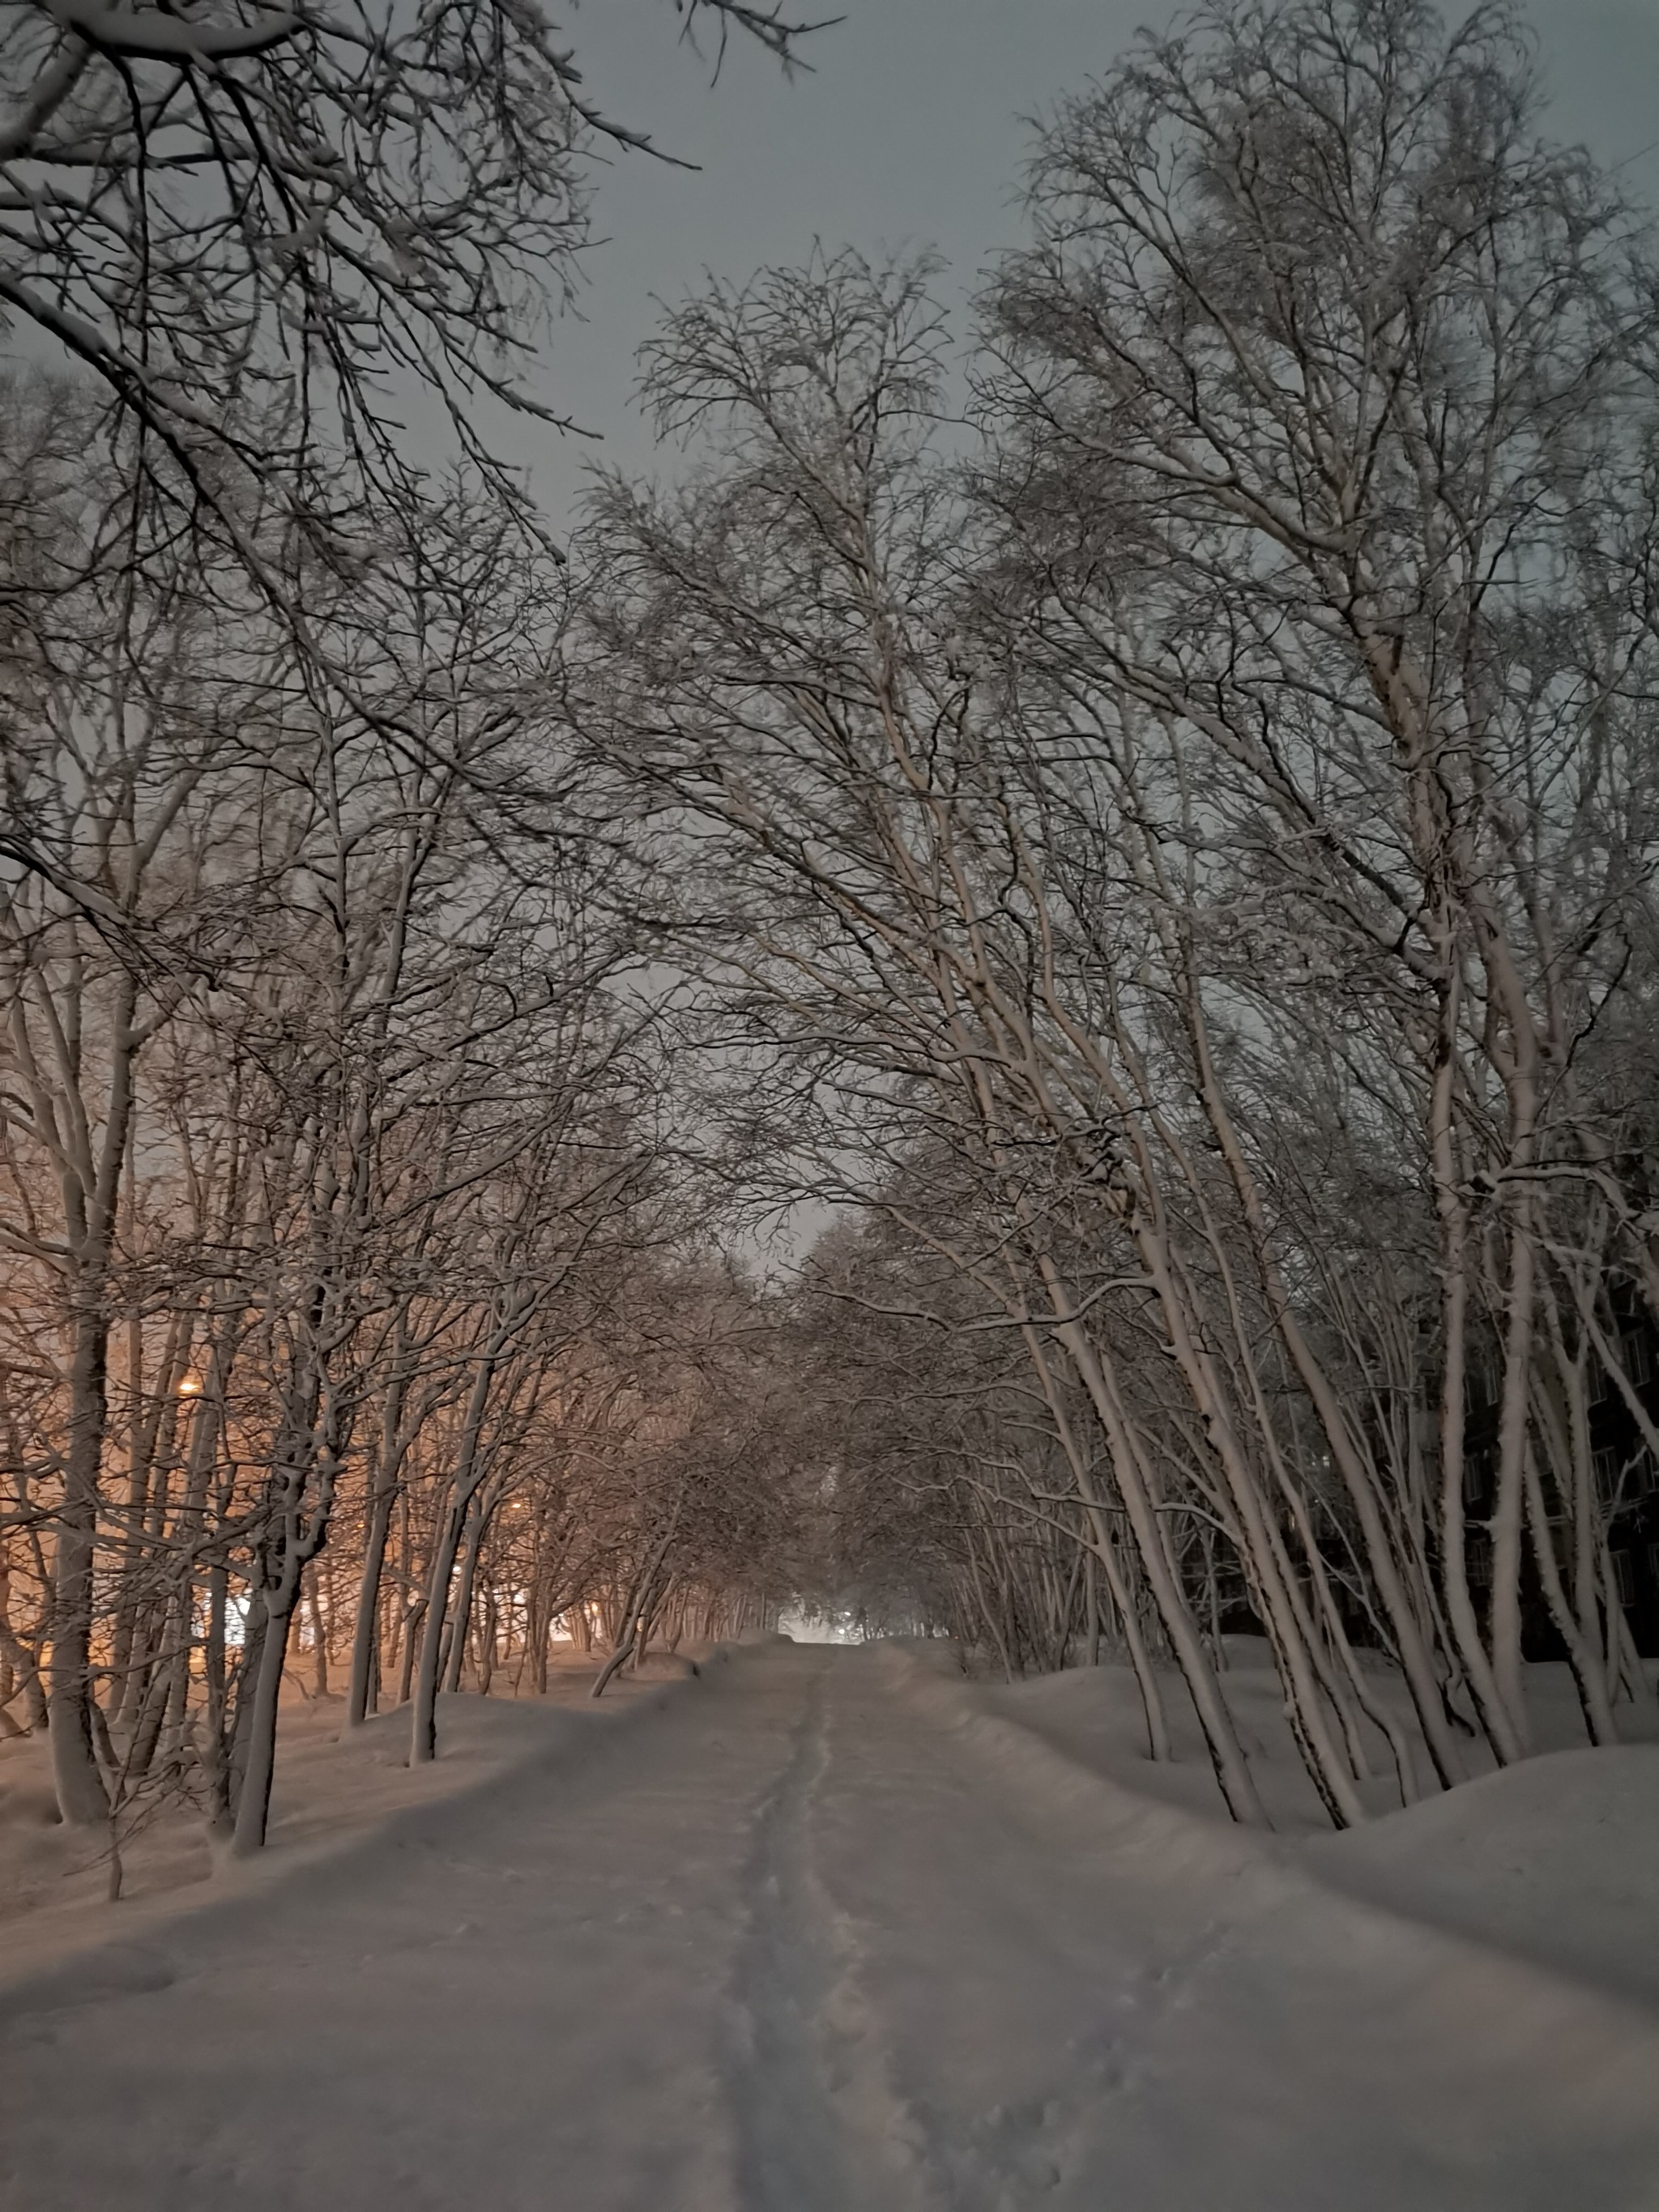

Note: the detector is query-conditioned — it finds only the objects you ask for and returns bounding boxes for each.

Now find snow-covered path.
[3,1642,1657,2211]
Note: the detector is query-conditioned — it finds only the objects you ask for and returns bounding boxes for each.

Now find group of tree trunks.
[6,1,1659,1851]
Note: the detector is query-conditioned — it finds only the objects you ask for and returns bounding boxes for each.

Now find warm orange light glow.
[178,1374,203,1396]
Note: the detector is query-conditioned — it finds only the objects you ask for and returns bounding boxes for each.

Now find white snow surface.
[2,1639,1657,2210]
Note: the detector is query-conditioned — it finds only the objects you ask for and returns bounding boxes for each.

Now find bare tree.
[574,2,1659,1826]
[0,0,821,599]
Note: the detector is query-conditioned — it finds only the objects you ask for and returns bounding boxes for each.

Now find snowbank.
[971,1634,1658,1835]
[980,1634,1341,1831]
[1310,1745,1659,2012]
[948,1642,1659,2009]
[882,1642,1659,2207]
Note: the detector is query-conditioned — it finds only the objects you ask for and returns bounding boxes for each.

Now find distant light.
[178,1375,203,1396]
[776,1604,862,1645]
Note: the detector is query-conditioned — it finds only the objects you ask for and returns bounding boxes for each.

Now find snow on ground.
[2,1641,1657,2210]
[980,1632,1659,1835]
[977,1635,1659,2006]
[871,1646,1659,2210]
[1308,1745,1659,2013]
[0,1653,686,1991]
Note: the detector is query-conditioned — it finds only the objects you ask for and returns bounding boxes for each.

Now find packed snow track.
[2,1641,1657,2211]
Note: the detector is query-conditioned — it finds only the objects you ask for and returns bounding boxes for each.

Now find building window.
[1462,1449,1491,1507]
[1612,1550,1637,1606]
[1467,1536,1493,1589]
[1620,1332,1653,1388]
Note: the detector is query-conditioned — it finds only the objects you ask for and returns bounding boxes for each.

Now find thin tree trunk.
[1522,1441,1617,1746]
[1043,1269,1263,1823]
[443,1504,489,1695]
[1021,1322,1170,1761]
[49,1295,113,1826]
[306,1566,329,1698]
[230,1592,296,1856]
[1431,971,1526,1765]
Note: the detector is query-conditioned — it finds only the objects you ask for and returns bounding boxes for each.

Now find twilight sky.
[507,0,1659,521]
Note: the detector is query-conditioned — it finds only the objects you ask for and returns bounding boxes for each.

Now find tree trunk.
[443,1507,488,1695]
[230,1592,296,1856]
[348,1484,396,1724]
[49,1297,113,1825]
[306,1566,330,1698]
[1431,973,1526,1766]
[1043,1274,1263,1823]
[1021,1321,1170,1762]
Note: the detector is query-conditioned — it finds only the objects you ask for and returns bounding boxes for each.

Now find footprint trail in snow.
[2,1640,1657,2212]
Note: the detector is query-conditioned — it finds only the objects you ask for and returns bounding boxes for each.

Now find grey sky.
[510,0,1659,522]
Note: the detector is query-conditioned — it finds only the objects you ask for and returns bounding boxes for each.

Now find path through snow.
[2,1641,1657,2210]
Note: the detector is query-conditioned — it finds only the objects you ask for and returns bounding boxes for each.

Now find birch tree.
[576,0,1659,1824]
